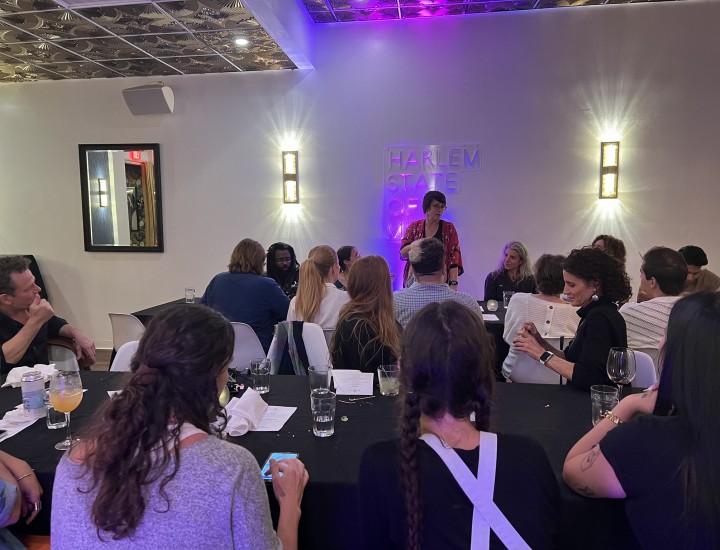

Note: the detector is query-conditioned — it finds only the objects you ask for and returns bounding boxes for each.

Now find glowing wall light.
[282,151,299,204]
[98,178,108,207]
[599,141,619,199]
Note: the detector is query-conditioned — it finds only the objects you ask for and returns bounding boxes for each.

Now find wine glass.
[49,371,83,451]
[606,347,636,398]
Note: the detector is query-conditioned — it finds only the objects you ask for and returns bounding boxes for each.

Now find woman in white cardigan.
[502,254,580,381]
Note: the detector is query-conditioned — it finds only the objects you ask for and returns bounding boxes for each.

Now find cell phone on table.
[261,452,299,482]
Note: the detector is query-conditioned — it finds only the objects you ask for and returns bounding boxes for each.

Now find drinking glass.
[49,370,83,451]
[606,347,636,398]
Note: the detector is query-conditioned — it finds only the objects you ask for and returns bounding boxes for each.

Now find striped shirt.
[619,296,681,349]
[393,282,482,328]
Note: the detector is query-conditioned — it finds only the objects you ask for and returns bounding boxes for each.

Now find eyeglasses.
[430,203,447,211]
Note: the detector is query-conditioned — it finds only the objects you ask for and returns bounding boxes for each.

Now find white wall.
[1,0,718,348]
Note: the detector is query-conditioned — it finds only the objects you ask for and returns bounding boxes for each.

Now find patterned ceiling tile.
[0,9,111,40]
[194,27,292,58]
[159,53,236,73]
[401,5,469,17]
[32,59,116,78]
[76,4,185,35]
[308,11,337,22]
[332,9,401,21]
[53,36,149,59]
[123,31,213,57]
[302,0,331,12]
[0,39,82,61]
[467,1,533,13]
[0,19,40,42]
[222,50,294,71]
[0,0,58,15]
[157,0,259,32]
[95,56,180,76]
[0,57,64,80]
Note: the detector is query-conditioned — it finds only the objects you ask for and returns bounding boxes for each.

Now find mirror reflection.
[79,144,164,252]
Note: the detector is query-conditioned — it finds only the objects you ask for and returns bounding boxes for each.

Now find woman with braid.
[359,301,559,549]
[51,305,308,549]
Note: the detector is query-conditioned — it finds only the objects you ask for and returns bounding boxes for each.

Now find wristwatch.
[539,351,554,365]
[448,281,458,286]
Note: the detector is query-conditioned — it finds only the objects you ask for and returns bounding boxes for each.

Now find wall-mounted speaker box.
[122,84,174,116]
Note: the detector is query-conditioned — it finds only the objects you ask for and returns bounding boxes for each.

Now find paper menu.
[331,370,374,396]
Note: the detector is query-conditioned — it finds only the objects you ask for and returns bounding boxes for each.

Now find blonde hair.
[228,239,265,275]
[493,240,533,279]
[294,245,337,323]
[331,256,400,361]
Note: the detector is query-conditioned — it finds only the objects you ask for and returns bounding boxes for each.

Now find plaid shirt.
[393,282,483,328]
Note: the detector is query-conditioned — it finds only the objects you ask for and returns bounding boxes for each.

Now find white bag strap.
[420,432,531,550]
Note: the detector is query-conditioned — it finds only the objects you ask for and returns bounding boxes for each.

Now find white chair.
[636,347,660,371]
[109,313,145,351]
[230,322,266,373]
[111,341,139,372]
[267,322,331,374]
[323,329,335,347]
[508,338,564,385]
[48,344,80,371]
[632,350,658,388]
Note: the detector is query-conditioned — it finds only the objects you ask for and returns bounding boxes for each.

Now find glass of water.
[250,358,270,394]
[311,389,336,437]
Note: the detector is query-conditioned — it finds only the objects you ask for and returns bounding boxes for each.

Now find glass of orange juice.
[49,370,83,451]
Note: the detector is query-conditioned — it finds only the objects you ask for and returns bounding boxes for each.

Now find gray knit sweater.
[51,436,281,549]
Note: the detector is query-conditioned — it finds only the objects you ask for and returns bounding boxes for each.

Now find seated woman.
[330,256,401,373]
[513,247,632,390]
[51,305,308,549]
[287,245,349,329]
[502,254,580,381]
[359,301,559,550]
[334,245,360,291]
[563,292,720,549]
[0,450,42,549]
[266,242,300,298]
[201,238,289,352]
[484,241,537,301]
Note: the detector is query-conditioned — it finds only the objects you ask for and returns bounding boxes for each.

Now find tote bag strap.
[420,432,530,550]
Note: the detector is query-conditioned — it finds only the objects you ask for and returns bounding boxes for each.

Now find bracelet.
[16,470,34,481]
[602,411,623,425]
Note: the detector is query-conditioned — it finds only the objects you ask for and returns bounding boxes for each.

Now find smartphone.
[261,452,299,481]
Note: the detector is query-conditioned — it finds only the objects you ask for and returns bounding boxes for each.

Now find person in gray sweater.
[51,305,308,549]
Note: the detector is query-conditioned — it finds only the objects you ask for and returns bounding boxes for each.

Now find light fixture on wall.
[98,178,108,207]
[599,141,619,199]
[282,151,299,204]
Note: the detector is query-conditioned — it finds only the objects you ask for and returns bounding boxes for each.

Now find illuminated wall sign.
[383,144,481,241]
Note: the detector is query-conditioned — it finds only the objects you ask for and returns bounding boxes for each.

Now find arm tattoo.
[580,447,601,472]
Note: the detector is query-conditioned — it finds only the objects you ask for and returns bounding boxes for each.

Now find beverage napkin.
[223,388,269,437]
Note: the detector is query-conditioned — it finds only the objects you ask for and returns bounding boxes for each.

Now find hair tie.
[135,363,159,385]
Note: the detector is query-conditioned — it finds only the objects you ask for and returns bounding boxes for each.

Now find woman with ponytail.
[51,305,308,549]
[359,301,558,550]
[287,245,349,329]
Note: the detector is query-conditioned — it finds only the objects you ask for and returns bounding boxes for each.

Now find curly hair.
[592,234,627,265]
[79,305,234,539]
[398,301,495,550]
[0,255,30,295]
[266,242,299,280]
[563,247,632,303]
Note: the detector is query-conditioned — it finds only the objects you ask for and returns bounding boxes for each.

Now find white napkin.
[223,388,268,437]
[1,364,57,388]
[0,404,42,442]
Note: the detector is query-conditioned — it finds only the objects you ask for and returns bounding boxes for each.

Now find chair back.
[632,350,658,388]
[323,329,335,347]
[48,344,80,371]
[509,337,564,385]
[635,347,660,370]
[267,321,331,374]
[108,313,146,351]
[230,322,266,373]
[111,340,139,372]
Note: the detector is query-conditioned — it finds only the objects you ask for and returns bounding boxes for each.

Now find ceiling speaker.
[122,83,174,116]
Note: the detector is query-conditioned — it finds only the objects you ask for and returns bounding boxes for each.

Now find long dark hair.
[80,305,234,539]
[266,242,299,284]
[563,246,632,303]
[398,301,495,550]
[655,292,720,546]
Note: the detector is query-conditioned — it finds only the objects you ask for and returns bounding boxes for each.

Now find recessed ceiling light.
[234,38,249,47]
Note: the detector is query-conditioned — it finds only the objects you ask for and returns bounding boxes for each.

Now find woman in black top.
[359,302,559,549]
[330,255,400,373]
[484,241,537,300]
[564,292,720,549]
[266,242,300,298]
[514,247,631,390]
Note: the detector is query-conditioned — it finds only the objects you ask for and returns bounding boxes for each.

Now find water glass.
[378,364,400,396]
[184,287,195,303]
[311,389,336,437]
[502,291,515,309]
[45,390,68,429]
[308,365,332,392]
[590,385,619,426]
[250,358,270,394]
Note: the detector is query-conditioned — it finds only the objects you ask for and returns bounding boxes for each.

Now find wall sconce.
[98,178,108,207]
[599,141,619,199]
[282,151,299,204]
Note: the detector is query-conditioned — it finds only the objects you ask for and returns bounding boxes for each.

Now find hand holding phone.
[261,452,299,481]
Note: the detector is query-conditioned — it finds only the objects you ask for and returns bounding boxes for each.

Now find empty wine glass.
[49,370,83,451]
[606,347,636,398]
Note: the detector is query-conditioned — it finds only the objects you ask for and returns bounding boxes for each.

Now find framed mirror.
[79,144,164,252]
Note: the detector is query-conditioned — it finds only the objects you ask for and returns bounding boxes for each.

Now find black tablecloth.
[0,373,638,549]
